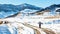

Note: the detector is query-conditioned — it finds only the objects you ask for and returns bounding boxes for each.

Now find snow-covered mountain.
[45,4,60,15]
[16,3,43,10]
[0,4,60,19]
[45,4,60,11]
[0,3,43,18]
[20,9,38,13]
[34,4,60,16]
[0,4,60,34]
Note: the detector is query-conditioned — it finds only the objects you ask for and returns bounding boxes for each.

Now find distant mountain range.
[45,4,60,12]
[0,3,60,18]
[35,4,60,15]
[0,3,43,18]
[0,3,42,11]
[16,3,43,10]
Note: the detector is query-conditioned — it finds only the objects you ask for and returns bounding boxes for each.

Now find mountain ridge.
[0,3,60,18]
[0,3,43,18]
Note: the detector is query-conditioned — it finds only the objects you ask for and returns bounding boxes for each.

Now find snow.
[42,24,60,33]
[0,11,60,34]
[20,9,38,13]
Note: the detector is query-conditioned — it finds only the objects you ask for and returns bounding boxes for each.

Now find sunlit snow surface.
[0,10,19,18]
[0,10,60,34]
[20,9,38,13]
[0,24,17,34]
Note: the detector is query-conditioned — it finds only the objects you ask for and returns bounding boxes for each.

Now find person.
[38,22,43,28]
[4,21,9,24]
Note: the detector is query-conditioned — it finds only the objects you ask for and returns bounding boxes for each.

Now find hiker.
[39,22,43,28]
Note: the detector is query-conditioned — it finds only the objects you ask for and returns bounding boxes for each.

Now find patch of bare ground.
[56,32,60,34]
[0,21,3,24]
[41,28,56,34]
[44,15,60,19]
[22,22,41,34]
[22,22,57,34]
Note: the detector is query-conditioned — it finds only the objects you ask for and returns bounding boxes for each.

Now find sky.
[0,0,60,8]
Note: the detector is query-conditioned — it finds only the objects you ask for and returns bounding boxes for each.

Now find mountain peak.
[20,3,30,6]
[22,3,29,5]
[20,3,36,7]
[44,4,60,12]
[16,3,43,10]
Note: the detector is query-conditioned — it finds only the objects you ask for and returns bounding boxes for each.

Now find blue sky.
[0,0,60,8]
